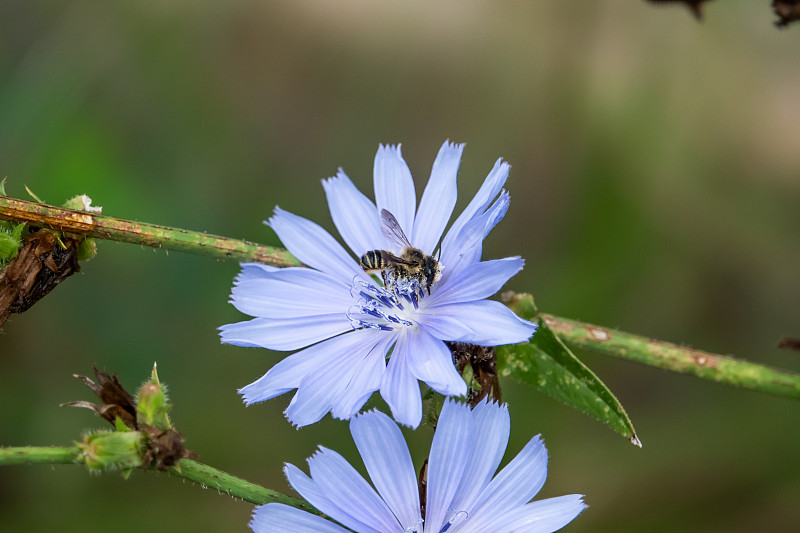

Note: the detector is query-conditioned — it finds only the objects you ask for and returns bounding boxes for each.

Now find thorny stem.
[541,314,800,400]
[2,195,799,400]
[0,446,314,510]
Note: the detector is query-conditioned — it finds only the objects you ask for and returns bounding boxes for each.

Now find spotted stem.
[2,194,799,400]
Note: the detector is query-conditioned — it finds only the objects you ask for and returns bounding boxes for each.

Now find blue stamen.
[439,510,468,532]
[348,277,415,331]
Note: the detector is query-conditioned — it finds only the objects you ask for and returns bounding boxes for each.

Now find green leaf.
[498,294,640,446]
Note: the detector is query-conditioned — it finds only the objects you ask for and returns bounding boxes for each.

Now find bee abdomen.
[360,250,384,271]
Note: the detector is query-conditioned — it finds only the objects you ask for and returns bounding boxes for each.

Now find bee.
[360,209,441,295]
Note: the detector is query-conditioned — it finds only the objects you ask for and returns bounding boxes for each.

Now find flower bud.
[136,364,172,431]
[77,430,143,473]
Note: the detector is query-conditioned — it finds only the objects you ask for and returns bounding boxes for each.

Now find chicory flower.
[220,142,536,427]
[251,399,586,533]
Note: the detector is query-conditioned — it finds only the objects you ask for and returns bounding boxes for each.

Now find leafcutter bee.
[360,209,441,295]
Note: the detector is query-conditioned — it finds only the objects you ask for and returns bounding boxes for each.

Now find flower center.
[346,273,425,332]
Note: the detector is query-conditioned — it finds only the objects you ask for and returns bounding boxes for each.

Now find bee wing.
[381,250,414,265]
[380,209,413,249]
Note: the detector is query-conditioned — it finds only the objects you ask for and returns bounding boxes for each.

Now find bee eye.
[424,258,436,279]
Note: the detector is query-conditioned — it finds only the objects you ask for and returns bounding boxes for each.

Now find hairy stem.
[0,195,300,267]
[0,446,314,510]
[0,445,80,465]
[172,459,313,509]
[541,313,800,400]
[2,194,798,400]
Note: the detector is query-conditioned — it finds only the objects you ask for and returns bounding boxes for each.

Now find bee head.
[424,256,441,287]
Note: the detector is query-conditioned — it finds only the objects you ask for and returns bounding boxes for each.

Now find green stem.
[0,446,315,511]
[0,195,300,267]
[541,313,800,400]
[171,459,314,509]
[0,445,80,465]
[2,194,798,401]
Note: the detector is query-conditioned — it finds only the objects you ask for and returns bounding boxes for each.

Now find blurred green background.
[1,1,799,531]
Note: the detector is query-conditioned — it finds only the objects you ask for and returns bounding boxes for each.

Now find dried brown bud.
[0,229,81,326]
[446,342,501,407]
[62,363,138,430]
[774,0,800,27]
[141,426,198,471]
[64,364,197,471]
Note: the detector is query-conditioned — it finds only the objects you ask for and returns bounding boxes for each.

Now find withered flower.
[64,364,196,471]
[0,229,81,327]
[447,342,501,407]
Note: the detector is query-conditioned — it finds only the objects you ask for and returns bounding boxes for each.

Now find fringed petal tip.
[237,386,269,407]
[496,157,511,172]
[378,142,402,153]
[266,205,285,221]
[441,139,465,151]
[238,393,260,407]
[322,168,349,185]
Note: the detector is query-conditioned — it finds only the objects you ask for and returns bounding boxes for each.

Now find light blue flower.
[220,141,536,428]
[251,399,586,533]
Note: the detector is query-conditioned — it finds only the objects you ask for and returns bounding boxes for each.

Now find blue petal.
[285,462,381,533]
[230,267,350,319]
[469,435,549,521]
[416,313,473,342]
[219,314,352,351]
[379,336,422,428]
[323,170,384,257]
[269,207,365,282]
[440,190,509,281]
[450,400,510,513]
[440,158,509,263]
[478,495,587,533]
[234,262,279,284]
[424,399,475,532]
[427,257,524,307]
[250,503,349,533]
[424,299,536,346]
[237,337,338,405]
[373,145,416,243]
[330,336,391,420]
[237,329,384,407]
[286,329,388,426]
[350,410,421,530]
[411,141,463,254]
[308,448,401,532]
[405,330,466,397]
